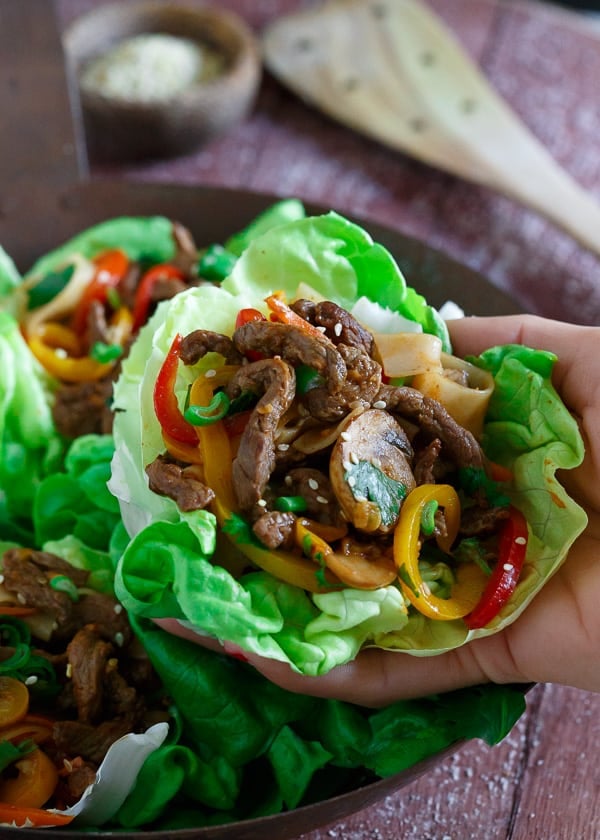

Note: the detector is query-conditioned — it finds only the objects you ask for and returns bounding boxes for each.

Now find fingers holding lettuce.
[156,314,600,706]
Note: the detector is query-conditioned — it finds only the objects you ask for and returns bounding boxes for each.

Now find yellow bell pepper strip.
[153,334,198,446]
[394,484,487,620]
[464,506,528,629]
[71,248,129,335]
[0,746,58,808]
[27,324,115,382]
[131,263,186,333]
[161,430,204,466]
[190,375,340,593]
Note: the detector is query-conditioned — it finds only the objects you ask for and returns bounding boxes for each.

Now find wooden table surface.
[4,0,600,837]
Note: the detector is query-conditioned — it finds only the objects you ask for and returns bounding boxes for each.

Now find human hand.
[158,315,600,706]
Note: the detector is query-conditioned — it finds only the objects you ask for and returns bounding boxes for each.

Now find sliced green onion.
[49,574,80,602]
[295,364,325,395]
[274,495,308,513]
[420,499,439,536]
[90,341,123,363]
[185,391,231,426]
[197,244,237,282]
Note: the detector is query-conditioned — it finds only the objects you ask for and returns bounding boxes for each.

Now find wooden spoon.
[262,0,600,256]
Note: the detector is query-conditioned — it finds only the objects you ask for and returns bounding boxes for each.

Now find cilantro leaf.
[345,461,408,527]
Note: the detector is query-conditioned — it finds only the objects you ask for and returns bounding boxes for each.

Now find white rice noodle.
[411,353,494,438]
[373,331,443,378]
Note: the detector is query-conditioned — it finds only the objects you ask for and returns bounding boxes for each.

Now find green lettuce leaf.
[111,212,586,672]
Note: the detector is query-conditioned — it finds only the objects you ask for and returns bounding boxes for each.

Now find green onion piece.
[197,244,237,282]
[0,618,31,648]
[49,574,80,602]
[0,643,31,674]
[106,286,122,310]
[274,495,308,513]
[185,391,231,426]
[420,499,439,536]
[295,364,325,395]
[0,740,36,774]
[27,264,75,310]
[90,341,123,363]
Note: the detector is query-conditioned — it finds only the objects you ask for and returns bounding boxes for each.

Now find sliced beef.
[290,299,375,354]
[146,453,215,512]
[252,510,296,549]
[233,320,347,394]
[226,357,296,510]
[149,276,187,305]
[376,384,484,470]
[413,438,443,485]
[52,718,137,766]
[2,548,89,626]
[171,221,199,279]
[303,343,382,421]
[179,329,243,365]
[52,377,114,438]
[459,505,511,537]
[285,467,344,527]
[69,593,132,647]
[67,627,113,724]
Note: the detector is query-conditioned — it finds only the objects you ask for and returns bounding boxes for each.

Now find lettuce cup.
[105,211,587,676]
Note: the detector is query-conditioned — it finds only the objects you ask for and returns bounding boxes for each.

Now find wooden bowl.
[64,1,261,162]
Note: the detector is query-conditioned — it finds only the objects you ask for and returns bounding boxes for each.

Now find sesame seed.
[354,494,367,502]
[350,452,359,465]
[63,759,73,773]
[340,431,351,441]
[17,593,27,605]
[316,325,327,333]
[503,563,514,572]
[25,675,38,686]
[114,603,123,614]
[204,369,217,378]
[308,478,319,491]
[334,322,343,337]
[515,536,527,545]
[114,632,125,647]
[257,498,267,507]
[372,457,381,469]
[54,347,68,359]
[284,475,293,487]
[316,495,329,505]
[347,476,356,487]
[0,575,4,584]
[343,460,352,472]
[277,443,290,451]
[373,400,387,409]
[66,663,73,678]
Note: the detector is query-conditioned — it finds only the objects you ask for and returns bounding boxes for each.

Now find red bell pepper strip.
[153,334,198,446]
[0,803,74,828]
[464,506,529,629]
[131,264,186,333]
[71,249,129,335]
[235,307,266,361]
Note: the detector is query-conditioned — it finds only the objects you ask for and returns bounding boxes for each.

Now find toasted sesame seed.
[277,443,290,451]
[343,460,352,471]
[204,369,217,378]
[25,675,38,686]
[316,495,329,505]
[316,325,327,333]
[258,403,274,415]
[114,603,123,614]
[373,400,387,409]
[515,536,527,545]
[503,563,514,572]
[354,494,367,502]
[372,457,381,469]
[349,452,359,465]
[114,632,125,647]
[17,593,27,605]
[308,478,319,491]
[334,322,343,337]
[340,431,351,441]
[257,498,267,507]
[284,475,293,486]
[347,476,356,487]
[66,663,73,678]
[63,759,73,773]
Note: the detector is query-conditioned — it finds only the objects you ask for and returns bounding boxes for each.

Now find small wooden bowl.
[64,1,261,162]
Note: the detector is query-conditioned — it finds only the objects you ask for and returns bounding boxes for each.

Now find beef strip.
[52,718,137,766]
[252,510,297,549]
[171,221,199,279]
[146,453,215,512]
[285,467,345,527]
[69,593,133,647]
[179,329,243,365]
[376,384,484,470]
[413,438,443,485]
[290,299,375,354]
[225,357,296,510]
[149,276,188,304]
[459,504,511,537]
[2,548,89,627]
[52,377,114,438]
[86,299,111,347]
[233,320,347,394]
[303,343,382,421]
[67,627,113,724]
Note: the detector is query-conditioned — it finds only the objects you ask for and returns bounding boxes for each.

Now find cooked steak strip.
[146,453,215,512]
[290,299,375,354]
[179,329,243,366]
[52,377,114,438]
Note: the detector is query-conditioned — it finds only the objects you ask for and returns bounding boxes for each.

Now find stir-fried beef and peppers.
[146,294,529,627]
[0,549,169,822]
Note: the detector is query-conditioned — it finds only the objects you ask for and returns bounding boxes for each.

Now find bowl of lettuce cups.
[0,199,587,834]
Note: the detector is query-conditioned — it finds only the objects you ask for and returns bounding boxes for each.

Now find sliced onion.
[24,255,96,337]
[293,403,366,454]
[373,331,443,378]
